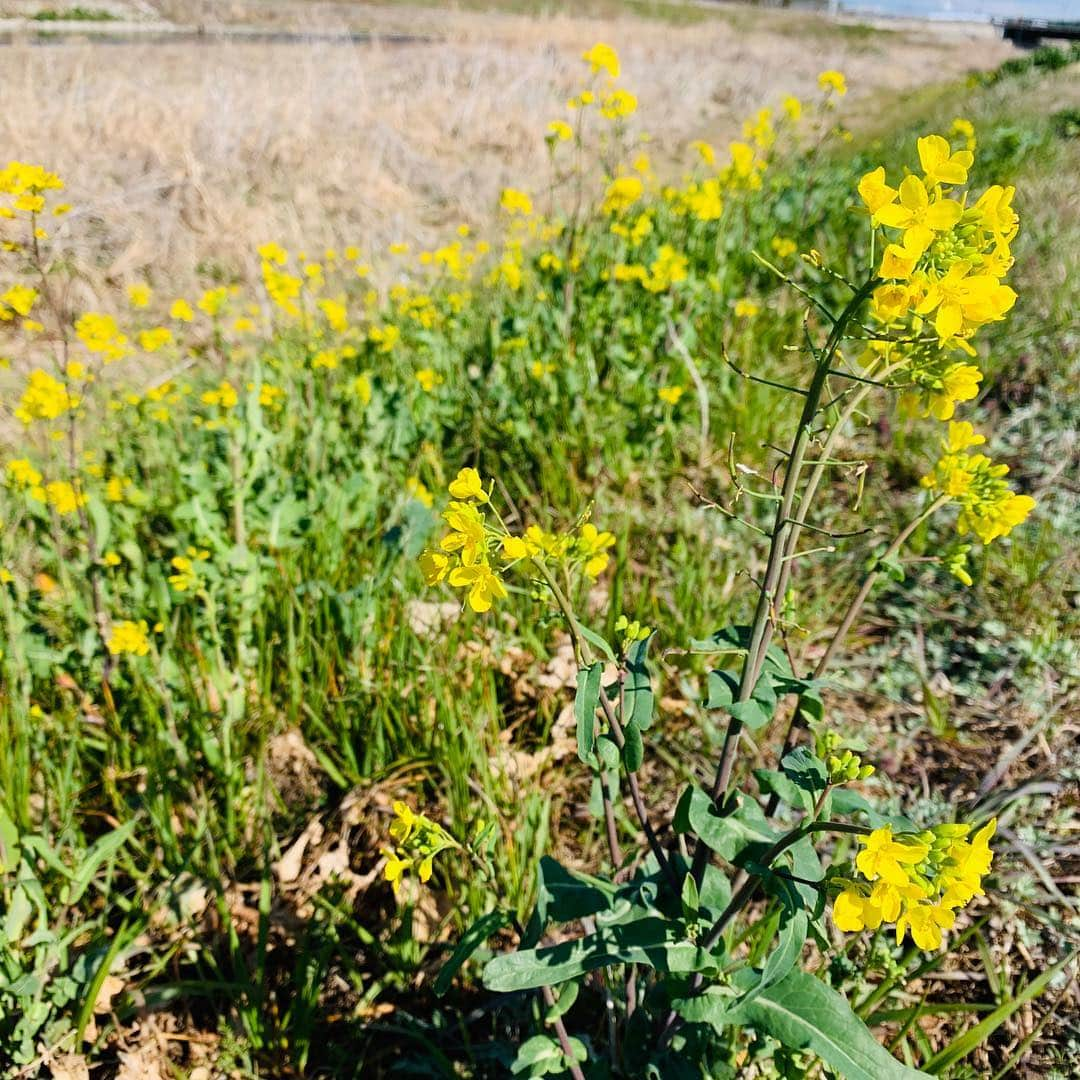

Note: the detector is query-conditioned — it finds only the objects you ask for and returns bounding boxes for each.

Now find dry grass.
[1,2,1013,303]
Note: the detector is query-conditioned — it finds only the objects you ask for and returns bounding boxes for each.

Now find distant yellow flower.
[733,298,760,319]
[108,620,151,657]
[15,369,78,424]
[690,140,715,166]
[602,176,643,215]
[771,236,797,258]
[547,120,573,142]
[1,284,37,319]
[6,458,42,488]
[349,373,372,405]
[600,89,637,120]
[201,381,239,410]
[257,242,288,265]
[500,188,533,216]
[658,385,685,405]
[406,477,433,507]
[138,327,173,353]
[170,299,194,322]
[127,283,152,308]
[44,480,85,516]
[198,286,230,317]
[818,69,847,96]
[416,368,443,392]
[582,42,619,79]
[75,312,128,363]
[782,95,802,121]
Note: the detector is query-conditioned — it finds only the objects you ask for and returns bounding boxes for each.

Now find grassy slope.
[0,41,1077,1080]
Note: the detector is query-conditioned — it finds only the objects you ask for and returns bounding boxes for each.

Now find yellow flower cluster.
[15,369,79,424]
[860,133,1019,421]
[920,422,1035,545]
[612,243,688,293]
[169,546,210,592]
[1,283,37,320]
[419,469,616,612]
[833,819,995,951]
[381,801,459,895]
[0,161,65,229]
[107,619,151,657]
[75,312,129,364]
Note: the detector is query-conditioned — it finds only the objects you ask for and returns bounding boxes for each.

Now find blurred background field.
[0,2,1078,1077]
[0,0,1011,303]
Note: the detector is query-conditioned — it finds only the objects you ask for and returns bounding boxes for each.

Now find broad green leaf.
[434,909,510,996]
[737,908,808,1013]
[622,718,644,772]
[754,768,810,813]
[544,979,580,1020]
[524,856,618,945]
[511,1034,564,1076]
[673,786,777,864]
[574,662,603,764]
[706,669,777,731]
[732,968,931,1080]
[624,634,654,731]
[0,805,19,874]
[483,916,717,992]
[699,864,733,919]
[692,625,792,678]
[578,623,616,664]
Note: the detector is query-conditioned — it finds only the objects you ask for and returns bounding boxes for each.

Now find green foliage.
[0,39,1075,1079]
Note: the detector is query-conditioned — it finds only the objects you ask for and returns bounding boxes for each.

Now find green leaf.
[754,768,810,813]
[624,634,654,731]
[511,1034,564,1076]
[85,495,112,553]
[63,820,136,906]
[692,625,793,678]
[707,669,777,731]
[0,805,19,874]
[524,856,618,945]
[544,979,580,1020]
[483,917,717,992]
[574,662,603,765]
[673,786,777,864]
[680,872,700,921]
[698,864,733,919]
[578,623,616,664]
[434,909,510,996]
[732,968,931,1080]
[622,718,644,772]
[736,908,808,1013]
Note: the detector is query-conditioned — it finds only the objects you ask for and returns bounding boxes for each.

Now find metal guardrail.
[995,17,1080,47]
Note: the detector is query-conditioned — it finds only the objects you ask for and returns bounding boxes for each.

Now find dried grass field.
[2,1,1010,301]
[1,1,1078,1077]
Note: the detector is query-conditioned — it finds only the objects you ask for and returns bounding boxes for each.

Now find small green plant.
[30,7,119,21]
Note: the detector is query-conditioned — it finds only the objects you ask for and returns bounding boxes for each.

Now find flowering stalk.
[691,277,880,897]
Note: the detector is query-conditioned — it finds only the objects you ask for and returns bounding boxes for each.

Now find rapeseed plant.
[0,36,1055,1078]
